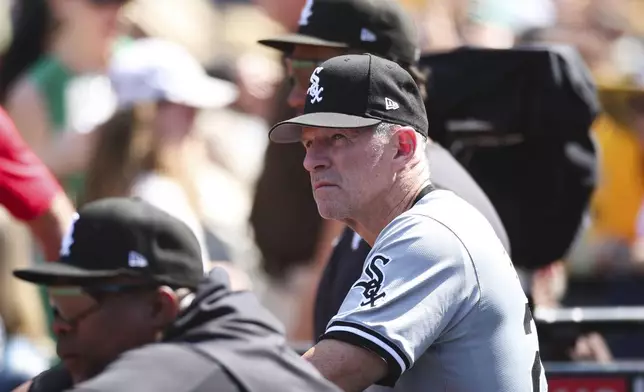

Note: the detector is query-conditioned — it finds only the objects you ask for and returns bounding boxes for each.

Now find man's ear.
[392,126,418,166]
[150,287,181,329]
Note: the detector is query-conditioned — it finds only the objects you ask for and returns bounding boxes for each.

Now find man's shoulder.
[376,191,469,251]
[27,364,73,392]
[73,343,236,392]
[387,189,498,249]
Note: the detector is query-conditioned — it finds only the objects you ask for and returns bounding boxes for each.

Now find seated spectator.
[83,38,239,270]
[1,0,131,204]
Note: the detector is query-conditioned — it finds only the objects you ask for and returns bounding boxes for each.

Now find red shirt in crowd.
[0,106,61,221]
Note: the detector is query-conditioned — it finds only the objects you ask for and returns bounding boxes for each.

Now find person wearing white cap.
[83,37,239,271]
[108,38,239,111]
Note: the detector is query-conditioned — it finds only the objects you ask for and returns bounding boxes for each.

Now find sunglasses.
[49,283,157,327]
[284,57,326,91]
[50,283,157,298]
[284,58,325,70]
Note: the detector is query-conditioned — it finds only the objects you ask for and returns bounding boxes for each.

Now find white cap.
[109,38,239,109]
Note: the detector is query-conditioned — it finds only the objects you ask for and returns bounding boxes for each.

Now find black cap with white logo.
[269,53,428,143]
[14,197,204,289]
[258,0,420,66]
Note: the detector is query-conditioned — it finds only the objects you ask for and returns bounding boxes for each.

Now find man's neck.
[346,178,430,246]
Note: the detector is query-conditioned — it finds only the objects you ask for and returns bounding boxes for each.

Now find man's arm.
[0,106,75,259]
[303,339,387,392]
[11,381,32,392]
[11,364,73,392]
[307,214,479,389]
[24,191,75,261]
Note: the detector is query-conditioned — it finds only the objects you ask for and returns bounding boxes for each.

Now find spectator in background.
[83,38,239,271]
[624,87,644,266]
[0,106,75,391]
[252,0,306,32]
[0,0,130,204]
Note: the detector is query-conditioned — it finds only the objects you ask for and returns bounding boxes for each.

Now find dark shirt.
[30,268,339,392]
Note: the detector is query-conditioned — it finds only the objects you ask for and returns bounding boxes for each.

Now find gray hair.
[374,122,428,155]
[374,122,430,181]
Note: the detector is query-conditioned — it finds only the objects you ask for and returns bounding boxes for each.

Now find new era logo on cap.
[268,54,428,143]
[128,251,148,268]
[13,198,205,289]
[385,98,399,111]
[360,28,377,42]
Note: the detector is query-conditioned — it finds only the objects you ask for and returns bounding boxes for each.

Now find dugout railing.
[290,306,644,392]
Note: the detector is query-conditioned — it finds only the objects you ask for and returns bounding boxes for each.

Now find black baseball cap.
[269,53,428,143]
[258,0,420,66]
[14,198,204,289]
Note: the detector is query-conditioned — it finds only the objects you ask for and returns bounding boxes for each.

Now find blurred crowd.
[1,0,644,389]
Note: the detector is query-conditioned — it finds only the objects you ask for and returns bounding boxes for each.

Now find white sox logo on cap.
[307,66,324,104]
[298,0,315,26]
[60,213,80,257]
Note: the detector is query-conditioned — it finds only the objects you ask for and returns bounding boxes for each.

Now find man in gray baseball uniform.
[268,53,548,392]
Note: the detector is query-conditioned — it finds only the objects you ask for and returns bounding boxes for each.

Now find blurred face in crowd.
[629,97,644,149]
[301,125,402,221]
[50,0,127,68]
[49,278,175,383]
[252,0,306,31]
[154,101,197,142]
[286,45,349,113]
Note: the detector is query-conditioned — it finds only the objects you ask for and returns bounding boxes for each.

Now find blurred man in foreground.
[13,198,340,392]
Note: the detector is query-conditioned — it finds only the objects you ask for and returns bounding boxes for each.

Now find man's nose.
[52,316,72,337]
[287,84,306,112]
[303,144,330,173]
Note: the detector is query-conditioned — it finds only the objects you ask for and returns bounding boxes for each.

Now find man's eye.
[331,134,346,141]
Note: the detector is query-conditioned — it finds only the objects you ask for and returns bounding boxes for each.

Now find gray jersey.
[320,190,547,392]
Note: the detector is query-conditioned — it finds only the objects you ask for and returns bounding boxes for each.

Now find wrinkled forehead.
[301,126,371,140]
[289,44,350,61]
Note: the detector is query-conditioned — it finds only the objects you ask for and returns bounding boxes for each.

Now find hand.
[531,260,567,308]
[568,332,613,363]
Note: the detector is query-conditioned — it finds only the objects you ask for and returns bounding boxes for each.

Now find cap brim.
[13,263,122,286]
[165,76,239,110]
[269,112,381,143]
[258,33,349,53]
[116,76,239,110]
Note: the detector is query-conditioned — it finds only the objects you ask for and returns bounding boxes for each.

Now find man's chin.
[65,359,105,385]
[317,205,349,221]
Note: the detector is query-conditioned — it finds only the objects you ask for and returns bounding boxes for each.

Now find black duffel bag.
[421,45,601,270]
